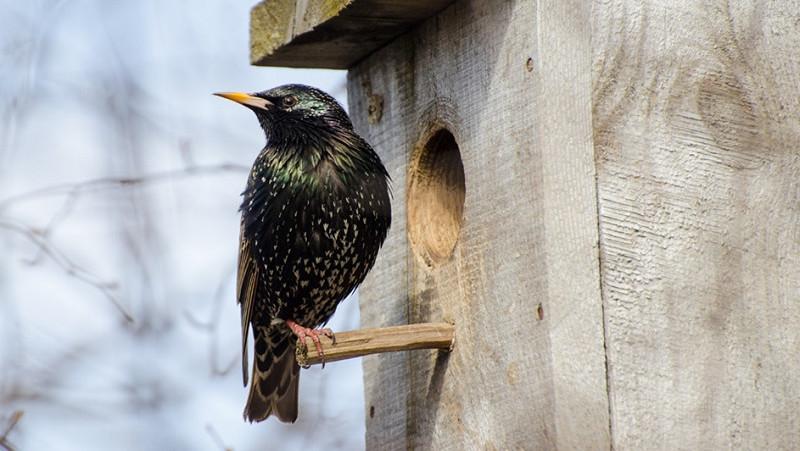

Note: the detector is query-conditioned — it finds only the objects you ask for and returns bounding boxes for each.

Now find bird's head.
[214,84,353,144]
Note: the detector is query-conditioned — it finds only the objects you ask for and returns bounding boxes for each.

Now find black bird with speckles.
[215,85,391,423]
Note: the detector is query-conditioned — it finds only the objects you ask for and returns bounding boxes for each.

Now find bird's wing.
[236,221,259,386]
[237,158,284,387]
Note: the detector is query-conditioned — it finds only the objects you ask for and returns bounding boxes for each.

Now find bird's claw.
[286,320,336,368]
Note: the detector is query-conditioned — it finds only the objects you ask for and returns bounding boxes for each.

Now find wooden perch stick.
[295,322,455,367]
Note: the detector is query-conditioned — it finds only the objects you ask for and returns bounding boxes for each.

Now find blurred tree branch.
[0,410,23,451]
[205,423,233,451]
[0,162,248,212]
[184,264,238,377]
[0,217,130,321]
[0,162,249,323]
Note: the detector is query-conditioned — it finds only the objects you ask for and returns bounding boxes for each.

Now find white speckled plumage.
[223,84,391,423]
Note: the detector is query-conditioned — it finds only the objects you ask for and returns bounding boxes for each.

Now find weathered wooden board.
[349,36,416,447]
[249,0,800,447]
[592,1,800,449]
[250,0,458,68]
[350,0,609,448]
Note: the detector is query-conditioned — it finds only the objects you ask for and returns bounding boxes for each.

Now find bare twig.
[0,162,248,211]
[0,162,250,324]
[24,188,80,266]
[204,423,233,451]
[183,263,238,376]
[0,410,23,451]
[296,323,455,367]
[0,218,131,322]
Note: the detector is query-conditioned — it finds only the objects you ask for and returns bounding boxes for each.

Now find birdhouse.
[250,0,800,449]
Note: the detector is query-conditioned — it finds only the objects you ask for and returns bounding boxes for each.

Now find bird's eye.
[283,95,298,108]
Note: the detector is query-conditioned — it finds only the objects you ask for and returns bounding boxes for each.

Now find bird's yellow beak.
[213,92,272,110]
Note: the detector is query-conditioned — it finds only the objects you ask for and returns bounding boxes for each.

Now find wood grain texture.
[250,0,351,67]
[348,38,415,447]
[350,0,609,448]
[592,1,800,449]
[537,1,612,448]
[250,0,458,68]
[249,0,800,447]
[295,323,455,367]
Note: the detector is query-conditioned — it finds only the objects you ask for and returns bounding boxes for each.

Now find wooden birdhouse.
[250,0,800,449]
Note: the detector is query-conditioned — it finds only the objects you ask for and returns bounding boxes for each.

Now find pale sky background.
[0,1,364,449]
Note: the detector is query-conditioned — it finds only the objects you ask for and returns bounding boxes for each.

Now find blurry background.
[0,1,364,449]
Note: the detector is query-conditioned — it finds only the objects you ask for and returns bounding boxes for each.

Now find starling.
[215,85,391,423]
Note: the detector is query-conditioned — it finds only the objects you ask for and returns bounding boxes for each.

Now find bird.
[214,85,391,423]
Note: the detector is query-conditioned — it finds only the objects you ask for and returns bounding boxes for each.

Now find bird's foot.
[286,320,336,368]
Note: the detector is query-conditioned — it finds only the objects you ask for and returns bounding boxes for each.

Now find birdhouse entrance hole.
[407,128,465,266]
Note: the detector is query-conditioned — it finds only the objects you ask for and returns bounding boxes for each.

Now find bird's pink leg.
[286,319,336,367]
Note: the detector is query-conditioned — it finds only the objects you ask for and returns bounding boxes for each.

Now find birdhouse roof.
[250,0,458,69]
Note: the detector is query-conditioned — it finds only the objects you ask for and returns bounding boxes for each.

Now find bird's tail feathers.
[244,328,299,423]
